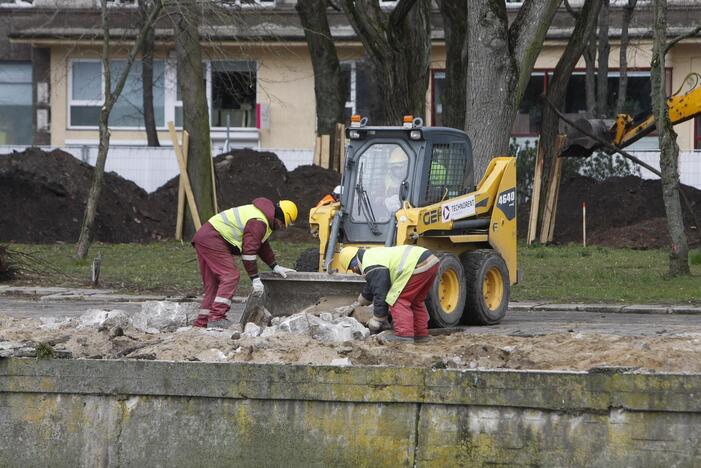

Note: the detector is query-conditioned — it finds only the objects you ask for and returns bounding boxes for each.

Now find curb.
[509,302,701,315]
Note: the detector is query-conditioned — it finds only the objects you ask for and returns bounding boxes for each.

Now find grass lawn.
[4,241,701,304]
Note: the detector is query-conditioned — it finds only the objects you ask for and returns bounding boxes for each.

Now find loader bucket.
[560,118,614,158]
[240,271,366,324]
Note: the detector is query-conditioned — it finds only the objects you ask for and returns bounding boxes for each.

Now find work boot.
[208,317,234,329]
[376,331,414,344]
[193,315,209,328]
[414,336,430,344]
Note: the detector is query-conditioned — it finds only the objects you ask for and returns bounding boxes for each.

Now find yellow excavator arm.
[562,73,701,157]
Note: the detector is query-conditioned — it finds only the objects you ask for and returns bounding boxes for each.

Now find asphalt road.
[1,297,699,337]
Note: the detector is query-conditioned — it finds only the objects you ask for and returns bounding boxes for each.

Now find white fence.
[1,145,699,192]
[0,145,314,193]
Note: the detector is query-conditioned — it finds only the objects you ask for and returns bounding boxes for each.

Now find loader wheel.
[295,247,321,272]
[426,254,466,328]
[460,250,509,325]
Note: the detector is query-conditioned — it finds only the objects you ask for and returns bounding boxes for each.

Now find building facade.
[1,0,700,152]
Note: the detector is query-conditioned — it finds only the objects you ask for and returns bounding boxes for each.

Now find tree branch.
[104,0,163,111]
[563,0,579,19]
[665,25,701,55]
[389,0,418,28]
[341,0,388,60]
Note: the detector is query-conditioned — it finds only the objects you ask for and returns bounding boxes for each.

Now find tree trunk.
[464,0,560,178]
[175,0,214,238]
[296,0,346,168]
[651,0,689,276]
[537,0,603,241]
[584,34,597,115]
[140,0,160,146]
[342,0,431,125]
[615,0,638,115]
[596,0,610,117]
[437,0,467,129]
[75,0,163,260]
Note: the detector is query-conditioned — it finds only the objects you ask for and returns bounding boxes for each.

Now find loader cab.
[341,121,474,244]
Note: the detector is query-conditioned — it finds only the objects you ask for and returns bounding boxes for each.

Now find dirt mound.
[150,149,341,233]
[0,148,170,243]
[521,175,701,249]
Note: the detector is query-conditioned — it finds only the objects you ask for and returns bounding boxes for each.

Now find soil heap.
[522,175,701,249]
[149,149,340,237]
[0,148,170,243]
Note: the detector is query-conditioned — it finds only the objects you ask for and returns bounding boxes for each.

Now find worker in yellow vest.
[191,197,298,328]
[338,245,439,342]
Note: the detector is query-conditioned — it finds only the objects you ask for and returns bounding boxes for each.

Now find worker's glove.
[368,316,392,334]
[357,294,372,306]
[334,301,360,317]
[251,278,265,297]
[273,265,296,279]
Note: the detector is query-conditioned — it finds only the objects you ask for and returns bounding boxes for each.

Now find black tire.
[460,249,510,325]
[295,247,320,272]
[426,254,467,328]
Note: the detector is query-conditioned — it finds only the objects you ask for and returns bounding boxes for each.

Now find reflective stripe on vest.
[361,245,427,306]
[208,204,272,250]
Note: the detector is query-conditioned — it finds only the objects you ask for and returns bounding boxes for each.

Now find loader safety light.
[402,115,413,128]
[409,130,423,140]
[351,114,362,128]
[349,129,362,139]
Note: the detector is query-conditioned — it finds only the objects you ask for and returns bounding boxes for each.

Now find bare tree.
[615,0,638,115]
[296,0,347,164]
[341,0,431,124]
[595,0,610,117]
[75,0,163,260]
[139,0,160,146]
[437,0,467,129]
[651,0,689,276]
[464,0,561,177]
[174,0,215,237]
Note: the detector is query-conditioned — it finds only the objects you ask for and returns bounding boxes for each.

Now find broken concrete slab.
[242,323,262,338]
[273,313,370,342]
[77,309,131,329]
[132,301,199,333]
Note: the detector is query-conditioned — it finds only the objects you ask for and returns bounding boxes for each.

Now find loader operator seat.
[382,147,409,215]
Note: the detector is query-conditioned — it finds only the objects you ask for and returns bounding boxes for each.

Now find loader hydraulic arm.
[562,73,701,158]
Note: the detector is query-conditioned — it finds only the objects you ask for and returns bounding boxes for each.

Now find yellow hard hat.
[389,148,407,165]
[338,246,360,271]
[278,200,298,227]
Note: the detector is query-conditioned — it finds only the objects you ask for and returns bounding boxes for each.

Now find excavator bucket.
[240,271,366,323]
[560,118,614,158]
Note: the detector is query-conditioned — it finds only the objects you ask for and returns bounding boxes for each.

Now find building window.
[69,59,165,128]
[695,117,701,150]
[0,61,33,145]
[210,61,256,128]
[340,62,356,123]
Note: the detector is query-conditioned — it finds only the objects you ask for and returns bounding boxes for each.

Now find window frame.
[695,117,701,150]
[68,57,258,131]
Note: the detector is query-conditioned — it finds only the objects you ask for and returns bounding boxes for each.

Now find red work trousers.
[389,264,439,338]
[191,223,240,327]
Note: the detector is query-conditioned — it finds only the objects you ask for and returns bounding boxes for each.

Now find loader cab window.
[351,144,410,224]
[425,142,469,205]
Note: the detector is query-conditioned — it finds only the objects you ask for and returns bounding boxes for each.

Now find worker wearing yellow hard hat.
[191,197,298,328]
[338,244,439,343]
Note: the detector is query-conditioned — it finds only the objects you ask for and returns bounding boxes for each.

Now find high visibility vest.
[361,245,427,306]
[208,204,272,250]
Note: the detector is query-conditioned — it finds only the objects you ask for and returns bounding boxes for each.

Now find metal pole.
[225,113,231,153]
[582,202,587,247]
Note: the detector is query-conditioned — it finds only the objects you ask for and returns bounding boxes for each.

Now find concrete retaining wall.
[1,359,701,467]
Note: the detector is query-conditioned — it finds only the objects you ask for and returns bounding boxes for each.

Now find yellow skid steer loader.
[243,116,517,328]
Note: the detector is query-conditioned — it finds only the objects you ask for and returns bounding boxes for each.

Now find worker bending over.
[339,245,439,342]
[191,197,298,328]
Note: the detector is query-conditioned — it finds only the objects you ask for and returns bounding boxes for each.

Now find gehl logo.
[422,209,439,225]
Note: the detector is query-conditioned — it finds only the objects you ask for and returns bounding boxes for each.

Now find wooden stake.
[526,139,544,245]
[320,134,331,169]
[209,144,219,214]
[582,202,587,247]
[313,136,321,166]
[168,121,201,232]
[175,131,189,240]
[539,135,566,244]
